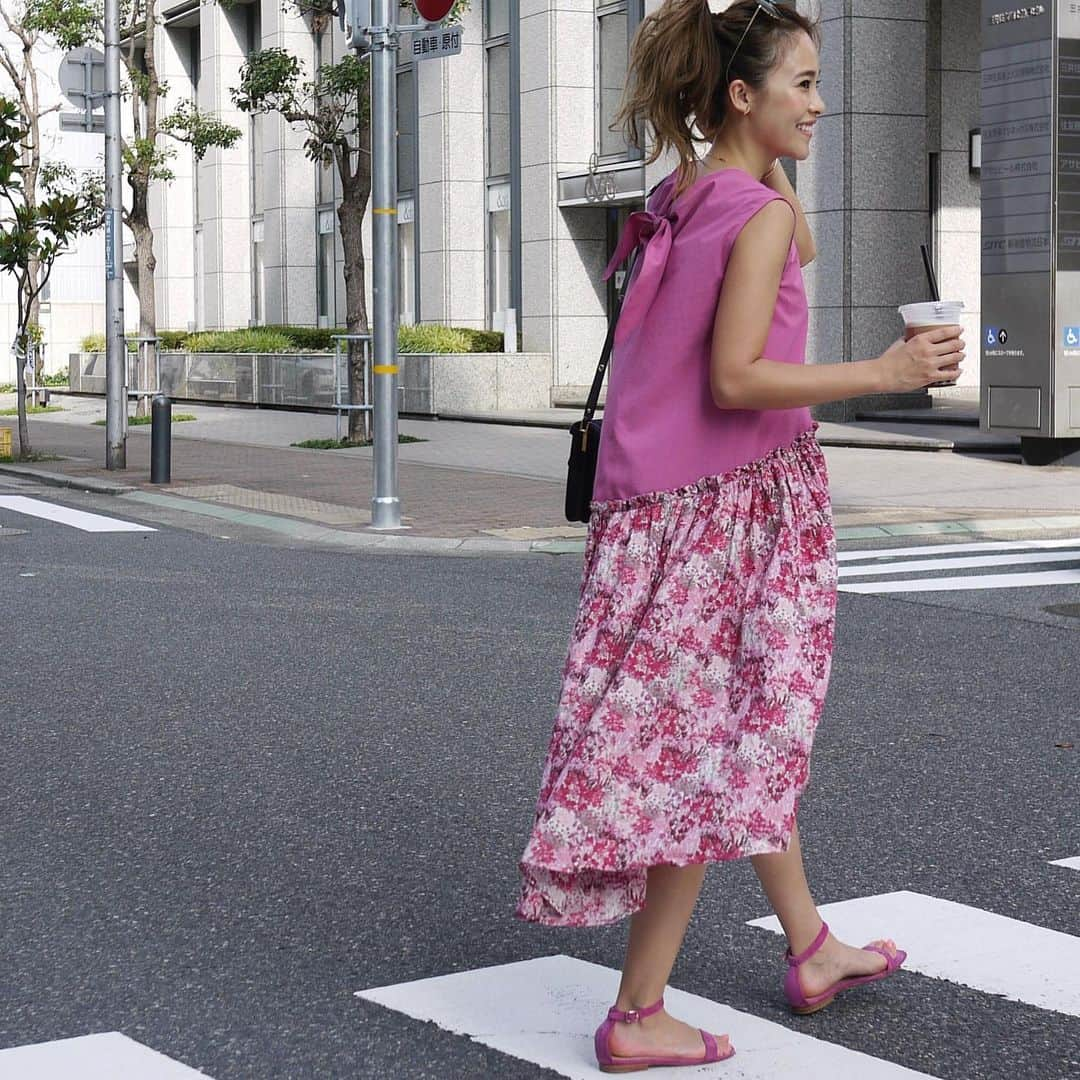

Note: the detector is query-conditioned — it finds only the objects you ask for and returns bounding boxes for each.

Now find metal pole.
[369,0,402,529]
[104,0,126,469]
[150,394,171,484]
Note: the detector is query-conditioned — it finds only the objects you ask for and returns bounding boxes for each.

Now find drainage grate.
[1042,603,1080,618]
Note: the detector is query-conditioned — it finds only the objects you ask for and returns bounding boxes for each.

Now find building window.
[596,1,641,159]
[246,3,264,326]
[397,59,418,324]
[316,208,336,328]
[488,184,511,328]
[486,4,512,330]
[399,198,416,325]
[486,38,510,177]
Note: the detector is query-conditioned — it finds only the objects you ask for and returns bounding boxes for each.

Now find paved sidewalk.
[2,393,1080,548]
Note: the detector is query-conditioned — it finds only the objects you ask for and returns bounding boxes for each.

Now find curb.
[0,462,136,495]
[6,461,1079,556]
[121,490,584,557]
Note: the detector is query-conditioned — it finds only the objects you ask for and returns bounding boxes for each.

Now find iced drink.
[898,301,964,388]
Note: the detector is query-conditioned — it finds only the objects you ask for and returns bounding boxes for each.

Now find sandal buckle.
[623,1009,641,1024]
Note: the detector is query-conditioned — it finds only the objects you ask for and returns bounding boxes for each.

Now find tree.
[0,98,100,458]
[0,0,98,390]
[232,0,468,443]
[23,0,243,415]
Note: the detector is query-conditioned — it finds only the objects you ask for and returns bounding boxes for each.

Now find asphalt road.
[1,478,1077,1079]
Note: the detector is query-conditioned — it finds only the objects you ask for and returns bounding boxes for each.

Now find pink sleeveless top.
[592,168,814,503]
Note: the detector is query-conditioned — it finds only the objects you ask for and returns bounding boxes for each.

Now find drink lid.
[898,300,965,324]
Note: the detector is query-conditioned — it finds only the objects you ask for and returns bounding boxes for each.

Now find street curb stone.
[0,462,136,495]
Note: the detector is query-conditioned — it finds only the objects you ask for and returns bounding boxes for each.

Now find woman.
[516,0,964,1071]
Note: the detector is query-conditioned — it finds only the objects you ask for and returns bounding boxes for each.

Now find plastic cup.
[898,300,964,388]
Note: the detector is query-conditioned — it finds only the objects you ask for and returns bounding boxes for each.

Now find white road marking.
[357,954,940,1079]
[1050,856,1080,871]
[0,1032,209,1077]
[838,537,1080,563]
[0,495,155,533]
[748,890,1080,1018]
[839,549,1080,578]
[839,569,1080,593]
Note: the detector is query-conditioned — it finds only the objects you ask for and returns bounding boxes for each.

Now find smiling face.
[741,30,825,161]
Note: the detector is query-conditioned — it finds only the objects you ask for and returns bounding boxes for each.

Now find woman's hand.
[875,326,965,391]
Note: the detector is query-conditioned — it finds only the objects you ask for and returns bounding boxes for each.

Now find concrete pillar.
[261,0,318,328]
[929,0,981,390]
[198,2,253,328]
[417,2,486,328]
[152,22,197,332]
[519,0,606,388]
[799,0,932,420]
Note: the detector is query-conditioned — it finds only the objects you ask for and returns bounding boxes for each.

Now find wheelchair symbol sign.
[1065,326,1080,348]
[986,327,997,346]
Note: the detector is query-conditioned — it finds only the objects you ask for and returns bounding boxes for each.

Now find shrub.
[183,328,292,353]
[158,330,188,350]
[262,325,348,351]
[41,371,68,386]
[457,327,504,353]
[80,333,106,352]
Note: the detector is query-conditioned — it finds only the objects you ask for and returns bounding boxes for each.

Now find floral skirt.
[516,429,837,927]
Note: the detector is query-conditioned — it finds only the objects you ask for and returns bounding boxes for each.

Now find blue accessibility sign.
[1065,326,1080,348]
[985,326,1008,346]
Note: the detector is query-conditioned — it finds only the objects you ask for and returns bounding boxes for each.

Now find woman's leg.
[750,821,900,997]
[606,864,732,1060]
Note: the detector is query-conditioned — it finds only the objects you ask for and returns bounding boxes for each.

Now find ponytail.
[614,0,821,193]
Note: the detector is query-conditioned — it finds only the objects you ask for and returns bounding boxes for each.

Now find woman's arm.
[762,161,815,267]
[709,201,965,411]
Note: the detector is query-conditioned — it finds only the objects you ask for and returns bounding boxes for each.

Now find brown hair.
[615,0,821,192]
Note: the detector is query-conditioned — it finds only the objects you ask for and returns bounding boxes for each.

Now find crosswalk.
[0,494,154,533]
[839,537,1080,594]
[357,858,1080,1079]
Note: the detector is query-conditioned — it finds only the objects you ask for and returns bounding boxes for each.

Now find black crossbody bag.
[565,250,638,523]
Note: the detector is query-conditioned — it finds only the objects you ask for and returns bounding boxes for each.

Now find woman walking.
[516,0,964,1072]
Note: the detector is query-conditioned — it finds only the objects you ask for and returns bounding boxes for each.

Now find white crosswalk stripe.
[748,890,1080,1018]
[1050,856,1080,871]
[0,1032,208,1078]
[358,954,940,1079]
[838,537,1080,594]
[0,495,155,533]
[357,879,1079,1078]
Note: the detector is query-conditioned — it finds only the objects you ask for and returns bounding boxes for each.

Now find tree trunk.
[14,328,31,459]
[127,0,160,420]
[339,167,372,444]
[131,211,157,418]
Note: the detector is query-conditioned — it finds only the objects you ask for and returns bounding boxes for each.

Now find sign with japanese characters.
[410,27,462,61]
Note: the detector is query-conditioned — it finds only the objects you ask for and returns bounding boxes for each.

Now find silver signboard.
[982,1,1080,458]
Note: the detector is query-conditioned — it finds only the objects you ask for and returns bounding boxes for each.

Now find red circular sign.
[414,0,455,20]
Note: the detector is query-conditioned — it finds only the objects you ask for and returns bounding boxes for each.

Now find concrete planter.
[69,350,553,415]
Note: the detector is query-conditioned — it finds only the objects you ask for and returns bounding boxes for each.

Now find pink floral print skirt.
[516,429,837,927]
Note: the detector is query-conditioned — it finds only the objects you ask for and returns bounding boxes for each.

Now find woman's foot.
[792,930,901,1002]
[606,1006,732,1063]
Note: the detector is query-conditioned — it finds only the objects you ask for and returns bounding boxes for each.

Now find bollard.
[150,394,171,484]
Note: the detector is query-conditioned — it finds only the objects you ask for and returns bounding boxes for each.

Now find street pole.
[369,0,402,529]
[103,0,126,470]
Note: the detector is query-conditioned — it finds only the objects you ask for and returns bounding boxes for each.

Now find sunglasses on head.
[724,1,784,85]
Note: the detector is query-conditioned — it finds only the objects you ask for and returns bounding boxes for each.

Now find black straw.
[920,244,940,302]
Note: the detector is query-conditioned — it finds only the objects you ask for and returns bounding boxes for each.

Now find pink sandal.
[784,920,907,1015]
[594,996,735,1073]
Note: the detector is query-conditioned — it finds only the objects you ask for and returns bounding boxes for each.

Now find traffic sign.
[409,27,462,61]
[415,0,454,20]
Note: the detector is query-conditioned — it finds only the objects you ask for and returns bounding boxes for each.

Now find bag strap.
[581,247,638,430]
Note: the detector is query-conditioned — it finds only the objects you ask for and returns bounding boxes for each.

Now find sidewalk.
[2,392,1079,549]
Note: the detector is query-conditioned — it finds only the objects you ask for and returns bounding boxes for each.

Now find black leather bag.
[565,252,637,523]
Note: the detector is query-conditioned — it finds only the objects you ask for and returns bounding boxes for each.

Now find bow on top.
[602,207,676,344]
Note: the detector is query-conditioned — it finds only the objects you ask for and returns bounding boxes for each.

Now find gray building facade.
[136,0,981,414]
